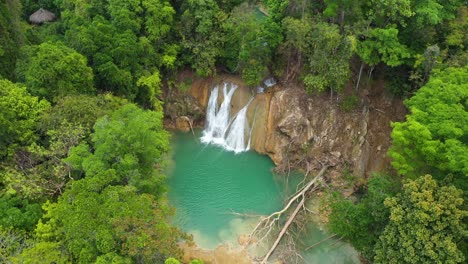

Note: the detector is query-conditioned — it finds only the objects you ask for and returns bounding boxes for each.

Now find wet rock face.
[253,86,371,176]
[163,83,205,131]
[251,82,405,178]
[165,93,204,121]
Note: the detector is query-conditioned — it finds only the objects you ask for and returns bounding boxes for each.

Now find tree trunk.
[356,62,364,90]
[256,166,329,264]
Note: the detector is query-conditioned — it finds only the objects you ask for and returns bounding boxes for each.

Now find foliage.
[388,67,468,190]
[165,257,204,264]
[1,94,127,201]
[2,122,87,200]
[339,95,359,111]
[66,104,170,195]
[0,194,42,231]
[0,0,24,80]
[357,26,412,67]
[0,228,30,263]
[328,174,400,259]
[59,0,176,100]
[13,241,70,264]
[215,0,244,12]
[16,101,184,263]
[40,94,128,135]
[374,175,467,263]
[24,42,95,102]
[302,22,352,93]
[136,70,164,110]
[444,6,468,67]
[384,65,413,97]
[179,0,226,77]
[165,257,181,264]
[282,17,352,93]
[222,3,282,85]
[0,0,467,262]
[26,174,185,263]
[0,80,50,158]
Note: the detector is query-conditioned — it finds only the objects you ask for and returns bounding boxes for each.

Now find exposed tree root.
[248,165,330,263]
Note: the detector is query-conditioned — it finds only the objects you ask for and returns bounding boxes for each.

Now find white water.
[201,83,253,153]
[264,77,276,87]
[224,98,253,153]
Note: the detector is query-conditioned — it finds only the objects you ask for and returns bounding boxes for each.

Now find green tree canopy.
[222,3,282,85]
[328,174,400,259]
[374,175,467,263]
[357,26,412,67]
[59,0,176,100]
[1,94,127,201]
[388,67,468,189]
[179,0,226,77]
[0,0,23,80]
[66,104,170,195]
[0,80,50,158]
[27,171,185,263]
[40,94,128,135]
[0,194,42,231]
[25,42,95,102]
[302,21,352,93]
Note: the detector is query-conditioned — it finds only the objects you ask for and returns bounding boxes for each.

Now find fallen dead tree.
[248,165,330,264]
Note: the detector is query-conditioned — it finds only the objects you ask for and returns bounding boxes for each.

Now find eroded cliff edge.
[163,73,406,180]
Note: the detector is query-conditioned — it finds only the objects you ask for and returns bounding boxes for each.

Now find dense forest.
[0,0,466,263]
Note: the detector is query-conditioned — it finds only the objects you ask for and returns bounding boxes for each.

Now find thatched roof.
[29,8,56,24]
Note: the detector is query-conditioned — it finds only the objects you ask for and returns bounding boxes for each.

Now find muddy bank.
[180,243,253,264]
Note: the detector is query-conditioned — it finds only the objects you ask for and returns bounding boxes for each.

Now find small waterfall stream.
[201,82,253,153]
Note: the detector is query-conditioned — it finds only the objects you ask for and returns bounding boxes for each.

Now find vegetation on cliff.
[0,0,466,263]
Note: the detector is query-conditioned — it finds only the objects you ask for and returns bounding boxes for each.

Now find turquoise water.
[167,131,360,263]
[167,131,287,249]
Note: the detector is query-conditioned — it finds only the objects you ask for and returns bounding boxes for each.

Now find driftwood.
[248,165,330,264]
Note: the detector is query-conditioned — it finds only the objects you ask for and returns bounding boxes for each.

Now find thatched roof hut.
[29,8,56,24]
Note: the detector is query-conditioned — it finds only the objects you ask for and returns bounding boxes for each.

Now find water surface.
[167,131,360,263]
[167,131,285,248]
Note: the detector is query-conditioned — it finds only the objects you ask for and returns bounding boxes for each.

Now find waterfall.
[201,83,253,153]
[224,98,253,153]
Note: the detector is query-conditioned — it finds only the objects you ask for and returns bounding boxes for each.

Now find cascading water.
[224,98,253,153]
[201,82,238,145]
[201,82,254,153]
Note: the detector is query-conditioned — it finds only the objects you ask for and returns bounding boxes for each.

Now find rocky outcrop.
[250,86,369,175]
[164,73,405,179]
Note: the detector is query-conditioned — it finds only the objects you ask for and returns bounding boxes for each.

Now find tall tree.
[24,42,95,102]
[328,174,400,259]
[0,0,24,80]
[302,21,352,93]
[66,104,170,195]
[222,3,282,85]
[23,172,185,263]
[0,80,50,158]
[59,0,176,101]
[179,0,226,77]
[374,175,467,264]
[388,67,468,190]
